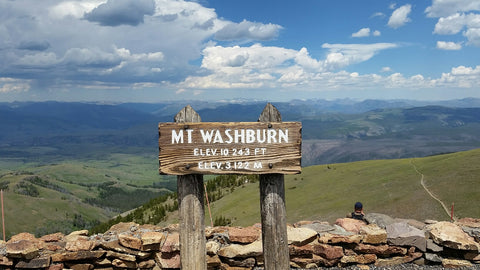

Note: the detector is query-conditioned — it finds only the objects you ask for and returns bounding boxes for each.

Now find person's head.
[354,202,363,211]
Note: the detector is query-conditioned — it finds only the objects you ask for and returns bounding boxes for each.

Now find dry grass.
[206,149,480,226]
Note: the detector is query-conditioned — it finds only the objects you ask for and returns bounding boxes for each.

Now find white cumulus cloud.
[451,65,480,75]
[388,4,412,29]
[49,1,105,19]
[427,1,480,47]
[433,13,479,34]
[437,41,462,50]
[321,43,398,70]
[179,43,399,90]
[426,0,480,17]
[464,27,480,46]
[351,28,381,38]
[352,28,371,38]
[433,65,480,88]
[0,0,289,94]
[215,20,282,41]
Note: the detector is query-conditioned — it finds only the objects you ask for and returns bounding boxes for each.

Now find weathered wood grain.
[259,103,290,269]
[159,122,301,175]
[174,106,206,270]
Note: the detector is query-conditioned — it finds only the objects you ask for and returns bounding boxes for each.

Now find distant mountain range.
[1,98,480,165]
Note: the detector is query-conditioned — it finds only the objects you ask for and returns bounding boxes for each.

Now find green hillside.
[0,153,175,238]
[204,148,480,226]
[100,148,480,231]
[1,149,479,237]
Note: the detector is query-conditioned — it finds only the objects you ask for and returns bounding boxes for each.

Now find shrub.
[14,181,39,197]
[214,215,231,226]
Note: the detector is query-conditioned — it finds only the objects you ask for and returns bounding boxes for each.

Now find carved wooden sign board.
[159,122,302,175]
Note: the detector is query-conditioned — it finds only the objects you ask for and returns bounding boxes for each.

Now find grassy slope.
[0,153,173,238]
[1,149,478,236]
[203,148,480,226]
[413,149,480,219]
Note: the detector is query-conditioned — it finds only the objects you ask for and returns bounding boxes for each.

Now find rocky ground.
[1,213,479,269]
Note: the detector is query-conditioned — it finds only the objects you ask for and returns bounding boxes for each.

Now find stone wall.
[1,214,479,269]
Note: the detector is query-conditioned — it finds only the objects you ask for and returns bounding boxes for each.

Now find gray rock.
[386,222,427,252]
[425,252,443,263]
[330,225,355,236]
[426,239,443,252]
[298,222,335,235]
[461,226,480,242]
[365,213,395,229]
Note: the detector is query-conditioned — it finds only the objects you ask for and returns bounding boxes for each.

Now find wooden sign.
[159,122,302,175]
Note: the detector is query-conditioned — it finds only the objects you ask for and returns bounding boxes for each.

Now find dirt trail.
[411,160,455,221]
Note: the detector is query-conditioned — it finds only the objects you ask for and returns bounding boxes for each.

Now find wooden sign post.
[159,103,301,269]
[173,105,206,269]
[258,104,290,269]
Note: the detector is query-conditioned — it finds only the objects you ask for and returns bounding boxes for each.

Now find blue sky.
[1,0,479,102]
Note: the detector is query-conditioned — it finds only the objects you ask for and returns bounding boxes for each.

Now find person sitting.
[347,201,365,221]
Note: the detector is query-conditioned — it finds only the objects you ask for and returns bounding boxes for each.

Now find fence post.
[174,105,206,270]
[258,103,290,269]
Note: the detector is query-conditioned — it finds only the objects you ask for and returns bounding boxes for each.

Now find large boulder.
[6,233,42,260]
[312,243,344,260]
[386,222,427,252]
[287,226,318,246]
[427,221,479,251]
[118,233,142,250]
[140,231,166,251]
[218,241,263,258]
[335,218,367,233]
[360,224,387,244]
[228,226,261,244]
[6,240,39,260]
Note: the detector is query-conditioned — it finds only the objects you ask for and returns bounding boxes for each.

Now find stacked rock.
[0,214,479,269]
